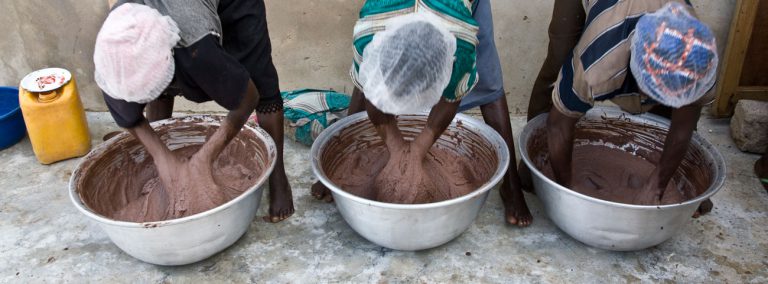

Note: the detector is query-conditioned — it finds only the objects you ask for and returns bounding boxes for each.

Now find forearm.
[348,87,366,115]
[128,119,174,164]
[655,104,701,187]
[200,81,260,162]
[365,98,404,149]
[546,107,579,186]
[414,99,460,151]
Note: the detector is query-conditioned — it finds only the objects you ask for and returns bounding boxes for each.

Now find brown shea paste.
[78,121,268,222]
[321,117,499,204]
[527,116,713,205]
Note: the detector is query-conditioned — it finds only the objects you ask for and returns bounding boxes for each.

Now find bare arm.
[363,95,459,158]
[633,104,700,204]
[653,104,701,192]
[412,98,460,157]
[364,98,406,151]
[546,106,580,187]
[348,87,366,115]
[128,119,176,166]
[127,80,259,167]
[196,81,259,163]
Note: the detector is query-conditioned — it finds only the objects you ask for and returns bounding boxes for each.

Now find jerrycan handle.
[37,88,63,103]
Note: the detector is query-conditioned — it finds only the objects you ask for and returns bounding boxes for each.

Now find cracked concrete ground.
[0,112,766,283]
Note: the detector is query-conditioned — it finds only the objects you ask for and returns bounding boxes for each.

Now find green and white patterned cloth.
[350,0,479,102]
[282,89,351,146]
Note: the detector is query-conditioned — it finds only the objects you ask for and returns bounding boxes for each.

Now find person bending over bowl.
[310,0,533,227]
[93,0,294,222]
[545,1,718,213]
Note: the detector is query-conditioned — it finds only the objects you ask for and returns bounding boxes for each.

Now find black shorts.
[219,0,281,112]
[104,34,251,128]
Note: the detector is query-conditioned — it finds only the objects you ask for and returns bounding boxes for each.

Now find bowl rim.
[518,106,727,210]
[310,112,511,210]
[0,86,21,121]
[68,115,277,227]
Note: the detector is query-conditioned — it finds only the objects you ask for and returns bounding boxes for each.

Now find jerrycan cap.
[20,68,72,93]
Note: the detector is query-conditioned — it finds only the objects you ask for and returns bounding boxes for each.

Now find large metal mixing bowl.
[69,116,276,265]
[519,107,726,251]
[311,113,509,251]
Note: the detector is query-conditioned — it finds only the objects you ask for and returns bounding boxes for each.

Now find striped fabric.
[350,0,479,102]
[552,0,696,117]
[282,89,351,146]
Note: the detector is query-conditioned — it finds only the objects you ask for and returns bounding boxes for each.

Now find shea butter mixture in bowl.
[78,121,269,223]
[527,117,713,206]
[321,118,499,204]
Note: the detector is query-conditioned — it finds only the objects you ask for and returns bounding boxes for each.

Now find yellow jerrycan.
[19,68,91,164]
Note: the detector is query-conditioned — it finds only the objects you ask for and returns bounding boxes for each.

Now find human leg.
[480,96,533,226]
[257,104,295,223]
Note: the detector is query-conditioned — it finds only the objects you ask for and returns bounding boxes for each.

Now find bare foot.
[262,168,294,223]
[499,174,533,227]
[517,161,535,194]
[311,181,334,202]
[692,198,713,218]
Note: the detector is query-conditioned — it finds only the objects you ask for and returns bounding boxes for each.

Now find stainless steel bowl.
[311,113,509,251]
[519,107,726,251]
[69,115,276,265]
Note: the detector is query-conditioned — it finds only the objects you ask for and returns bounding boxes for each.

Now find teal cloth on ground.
[282,89,350,146]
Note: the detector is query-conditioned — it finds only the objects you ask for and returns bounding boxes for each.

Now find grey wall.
[0,0,736,115]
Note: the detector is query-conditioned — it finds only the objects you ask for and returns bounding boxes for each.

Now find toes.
[282,208,295,219]
[518,216,533,227]
[262,208,295,223]
[693,199,713,218]
[311,183,334,202]
[261,215,275,223]
[311,183,328,200]
[506,209,533,227]
[513,213,533,227]
[262,213,289,223]
[505,213,519,225]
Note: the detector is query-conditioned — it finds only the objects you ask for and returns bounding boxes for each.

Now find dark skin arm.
[364,96,460,158]
[546,106,580,187]
[196,81,259,163]
[364,98,406,152]
[365,93,460,202]
[547,104,702,204]
[127,81,259,217]
[130,81,258,165]
[416,98,462,152]
[634,104,701,204]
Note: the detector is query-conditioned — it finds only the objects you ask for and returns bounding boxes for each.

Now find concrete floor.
[0,112,766,283]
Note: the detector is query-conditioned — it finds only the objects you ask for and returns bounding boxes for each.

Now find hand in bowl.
[154,148,228,219]
[632,169,665,205]
[374,142,436,204]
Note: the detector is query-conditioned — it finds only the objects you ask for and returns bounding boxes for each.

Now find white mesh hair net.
[358,13,456,115]
[94,3,180,104]
[629,2,718,108]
